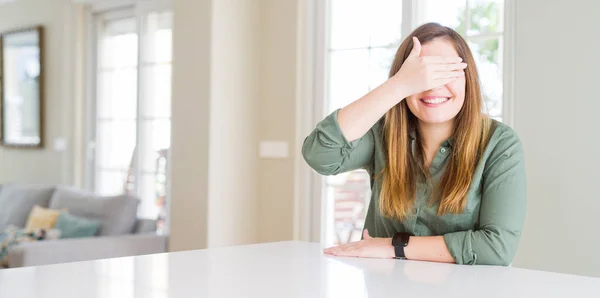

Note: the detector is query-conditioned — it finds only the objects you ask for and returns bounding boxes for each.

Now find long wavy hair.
[378,23,493,221]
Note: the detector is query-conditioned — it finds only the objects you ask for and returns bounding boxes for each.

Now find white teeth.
[422,97,449,104]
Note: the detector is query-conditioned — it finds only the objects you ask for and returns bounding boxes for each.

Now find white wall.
[169,0,262,250]
[207,0,260,247]
[512,0,600,277]
[170,0,295,249]
[257,0,298,243]
[0,0,78,185]
[168,0,212,251]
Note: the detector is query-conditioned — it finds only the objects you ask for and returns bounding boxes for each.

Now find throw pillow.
[24,205,61,232]
[55,212,101,239]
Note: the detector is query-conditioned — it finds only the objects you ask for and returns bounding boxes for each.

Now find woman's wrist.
[403,236,414,259]
[401,236,455,263]
[385,237,395,259]
[386,75,413,101]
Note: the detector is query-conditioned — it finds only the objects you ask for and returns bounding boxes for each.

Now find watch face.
[392,233,410,247]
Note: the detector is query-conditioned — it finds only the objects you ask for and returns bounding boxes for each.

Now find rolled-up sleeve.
[302,109,375,176]
[443,130,527,266]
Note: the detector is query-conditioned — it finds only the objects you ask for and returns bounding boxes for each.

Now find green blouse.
[302,110,526,265]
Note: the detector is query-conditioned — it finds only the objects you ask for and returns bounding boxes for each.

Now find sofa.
[0,184,168,268]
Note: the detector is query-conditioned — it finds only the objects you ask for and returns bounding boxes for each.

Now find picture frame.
[0,25,44,148]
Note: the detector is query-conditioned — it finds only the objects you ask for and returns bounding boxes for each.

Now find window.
[91,7,172,232]
[321,0,508,246]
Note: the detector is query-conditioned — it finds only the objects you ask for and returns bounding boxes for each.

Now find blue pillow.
[55,212,101,239]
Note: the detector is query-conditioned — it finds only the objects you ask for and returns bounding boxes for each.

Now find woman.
[302,23,526,266]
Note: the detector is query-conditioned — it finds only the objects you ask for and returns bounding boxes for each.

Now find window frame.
[296,0,515,243]
[84,0,173,217]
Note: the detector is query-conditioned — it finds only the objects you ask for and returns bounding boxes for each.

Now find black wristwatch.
[392,232,411,259]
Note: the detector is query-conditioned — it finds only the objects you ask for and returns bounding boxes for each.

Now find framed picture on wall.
[0,25,44,148]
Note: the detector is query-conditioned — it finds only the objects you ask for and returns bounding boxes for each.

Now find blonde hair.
[378,23,493,220]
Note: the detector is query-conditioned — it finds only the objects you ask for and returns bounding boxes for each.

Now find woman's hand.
[323,230,395,259]
[391,37,467,96]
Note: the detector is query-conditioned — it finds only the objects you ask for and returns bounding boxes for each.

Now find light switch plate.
[259,141,289,159]
[53,137,67,152]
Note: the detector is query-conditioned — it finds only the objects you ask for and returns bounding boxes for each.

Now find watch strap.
[392,232,411,259]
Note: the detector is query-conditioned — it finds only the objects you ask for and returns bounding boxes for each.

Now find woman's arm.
[323,231,455,263]
[325,127,526,266]
[404,236,455,263]
[301,76,412,175]
[336,78,407,142]
[303,37,466,175]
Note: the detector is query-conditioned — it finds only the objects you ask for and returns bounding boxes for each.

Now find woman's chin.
[416,114,455,125]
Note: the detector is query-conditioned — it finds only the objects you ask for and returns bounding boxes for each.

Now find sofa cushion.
[133,218,158,234]
[49,187,139,236]
[0,185,55,232]
[55,211,101,239]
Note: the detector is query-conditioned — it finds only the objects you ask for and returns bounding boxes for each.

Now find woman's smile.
[420,96,451,107]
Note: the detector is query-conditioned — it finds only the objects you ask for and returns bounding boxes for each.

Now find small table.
[0,241,598,297]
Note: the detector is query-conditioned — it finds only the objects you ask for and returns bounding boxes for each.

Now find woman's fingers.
[408,37,422,58]
[421,56,463,64]
[335,244,361,257]
[324,246,339,253]
[434,77,461,87]
[324,243,350,255]
[433,70,465,80]
[339,241,361,252]
[324,240,365,256]
[393,54,464,95]
[433,62,468,72]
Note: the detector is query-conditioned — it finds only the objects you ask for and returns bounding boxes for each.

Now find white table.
[0,241,598,297]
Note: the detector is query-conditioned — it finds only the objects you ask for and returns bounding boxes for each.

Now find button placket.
[411,208,419,232]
